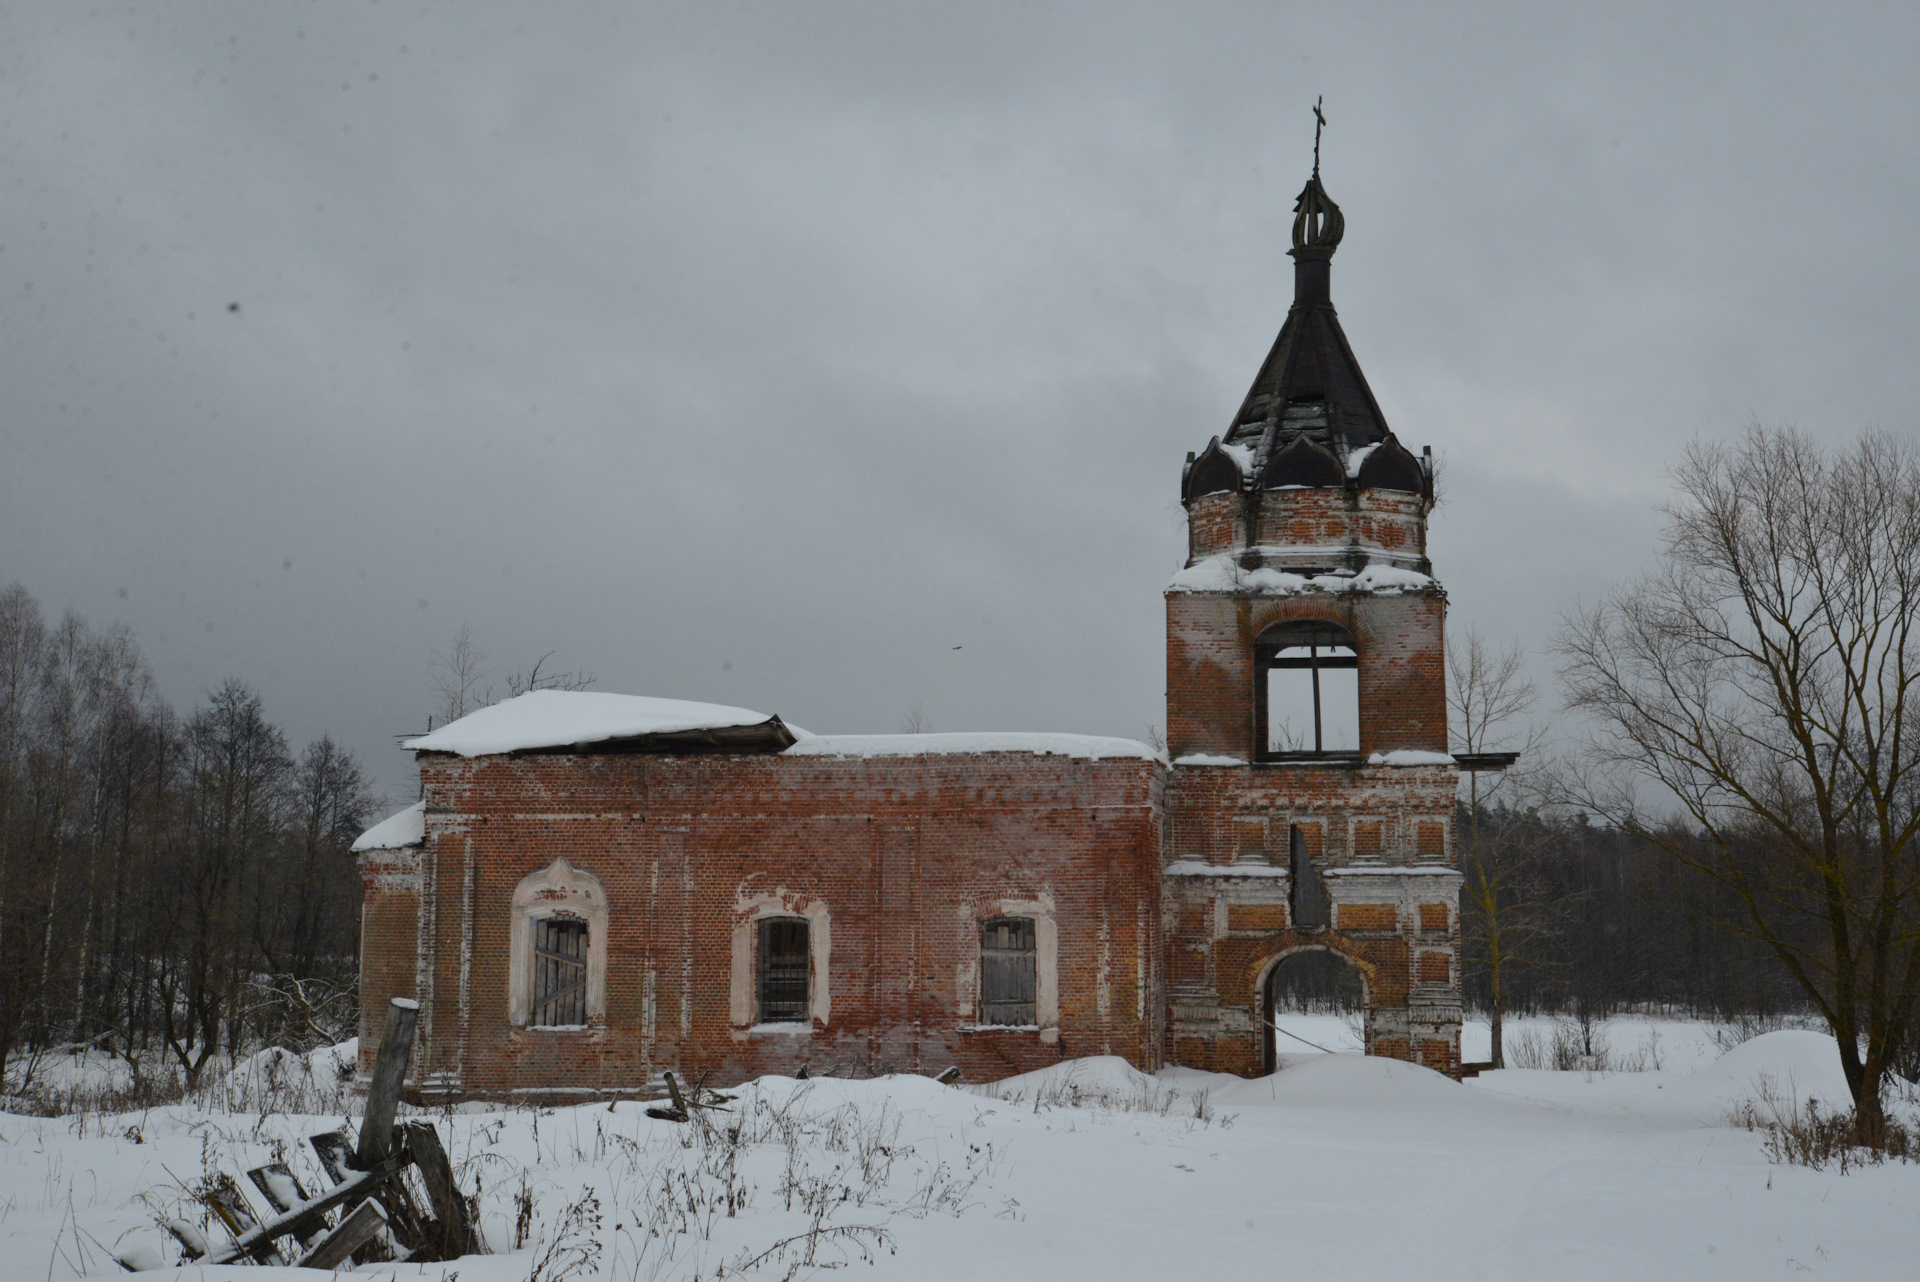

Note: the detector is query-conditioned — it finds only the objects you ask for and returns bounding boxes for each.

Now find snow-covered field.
[4,1021,1916,1280]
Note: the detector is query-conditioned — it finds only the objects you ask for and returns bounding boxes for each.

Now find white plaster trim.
[955,895,1059,1035]
[729,892,832,1030]
[508,858,609,1028]
[1165,859,1290,878]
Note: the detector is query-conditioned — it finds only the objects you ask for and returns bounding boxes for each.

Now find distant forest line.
[0,583,372,1088]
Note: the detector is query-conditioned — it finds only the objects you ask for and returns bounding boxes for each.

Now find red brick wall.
[1163,473,1462,1078]
[379,751,1164,1097]
[355,848,420,1071]
[1186,489,1427,562]
[1166,591,1448,761]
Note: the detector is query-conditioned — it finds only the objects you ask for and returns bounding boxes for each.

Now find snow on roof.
[785,732,1160,763]
[1167,556,1436,597]
[403,689,780,758]
[352,801,425,852]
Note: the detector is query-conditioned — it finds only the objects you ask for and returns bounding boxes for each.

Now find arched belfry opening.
[1256,621,1359,759]
[1261,947,1368,1074]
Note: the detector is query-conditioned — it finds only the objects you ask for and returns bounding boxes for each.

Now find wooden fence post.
[355,997,420,1170]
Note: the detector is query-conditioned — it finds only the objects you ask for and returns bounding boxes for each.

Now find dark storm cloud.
[3,3,1917,794]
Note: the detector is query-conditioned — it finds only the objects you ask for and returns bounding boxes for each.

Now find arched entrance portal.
[1261,947,1368,1074]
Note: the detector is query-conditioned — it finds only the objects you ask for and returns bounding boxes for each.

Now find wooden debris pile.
[162,999,479,1269]
[644,1069,735,1122]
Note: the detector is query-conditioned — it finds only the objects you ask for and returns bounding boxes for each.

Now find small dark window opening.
[1256,622,1359,759]
[531,918,588,1026]
[1288,825,1331,931]
[757,918,811,1024]
[979,917,1038,1027]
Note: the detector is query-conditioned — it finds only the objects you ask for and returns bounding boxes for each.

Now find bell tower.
[1161,140,1464,1077]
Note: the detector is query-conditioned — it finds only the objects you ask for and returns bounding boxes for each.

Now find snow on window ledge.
[1366,750,1456,767]
[1173,753,1248,767]
[1164,859,1289,878]
[747,1022,814,1037]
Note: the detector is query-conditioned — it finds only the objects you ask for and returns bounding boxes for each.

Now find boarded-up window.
[979,917,1038,1026]
[531,918,588,1027]
[757,918,810,1023]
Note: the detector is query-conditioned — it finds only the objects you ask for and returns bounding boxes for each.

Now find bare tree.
[503,651,596,697]
[430,628,594,729]
[1449,630,1553,1068]
[1559,426,1920,1142]
[428,624,490,726]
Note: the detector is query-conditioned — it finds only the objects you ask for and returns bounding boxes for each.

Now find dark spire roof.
[1224,170,1391,457]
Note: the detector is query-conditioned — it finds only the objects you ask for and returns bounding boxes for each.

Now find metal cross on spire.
[1312,96,1327,176]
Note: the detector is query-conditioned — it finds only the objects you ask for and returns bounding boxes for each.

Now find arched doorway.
[1261,947,1368,1073]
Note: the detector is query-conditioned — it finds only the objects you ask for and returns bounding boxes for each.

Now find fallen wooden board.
[201,1156,406,1265]
[296,1198,388,1271]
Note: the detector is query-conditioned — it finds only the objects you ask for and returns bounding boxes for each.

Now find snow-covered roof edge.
[402,689,786,758]
[785,732,1163,763]
[352,801,426,852]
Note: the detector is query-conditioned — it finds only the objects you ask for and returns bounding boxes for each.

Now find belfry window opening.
[1257,622,1359,758]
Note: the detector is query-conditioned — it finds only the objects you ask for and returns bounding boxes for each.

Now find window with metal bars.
[757,918,810,1023]
[979,916,1038,1027]
[530,917,588,1027]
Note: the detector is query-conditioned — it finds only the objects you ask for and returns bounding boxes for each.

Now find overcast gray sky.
[4,3,1917,799]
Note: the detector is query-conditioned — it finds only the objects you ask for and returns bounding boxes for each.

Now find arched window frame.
[729,893,832,1033]
[1254,619,1361,762]
[508,858,608,1029]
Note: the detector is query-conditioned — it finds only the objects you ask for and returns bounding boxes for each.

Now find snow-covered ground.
[3,1021,1916,1280]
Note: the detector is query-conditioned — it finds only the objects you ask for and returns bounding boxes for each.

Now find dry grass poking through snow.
[1725,1074,1920,1173]
[444,1079,1015,1281]
[967,1056,1234,1128]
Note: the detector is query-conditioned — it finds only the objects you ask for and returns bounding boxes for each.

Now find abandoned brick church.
[353,164,1507,1099]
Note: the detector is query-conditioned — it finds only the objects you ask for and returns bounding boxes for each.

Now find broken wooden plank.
[246,1163,321,1246]
[296,1198,389,1271]
[310,1130,355,1185]
[161,1219,208,1262]
[246,1162,311,1213]
[935,1065,962,1085]
[369,1151,431,1255]
[202,1156,405,1265]
[200,1174,285,1265]
[356,997,420,1170]
[404,1121,479,1260]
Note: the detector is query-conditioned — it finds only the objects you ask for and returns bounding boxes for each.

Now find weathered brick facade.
[354,162,1472,1094]
[358,750,1163,1098]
